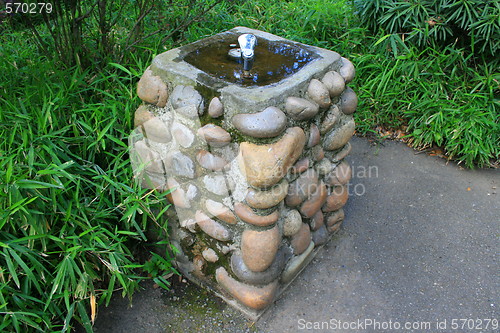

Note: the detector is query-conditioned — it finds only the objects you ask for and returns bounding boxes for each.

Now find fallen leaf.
[90,294,96,325]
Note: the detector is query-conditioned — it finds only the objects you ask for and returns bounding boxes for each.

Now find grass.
[0,25,176,332]
[0,0,498,331]
[351,41,499,167]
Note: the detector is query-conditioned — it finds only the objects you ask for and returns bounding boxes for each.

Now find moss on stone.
[226,127,245,144]
[199,109,224,128]
[186,231,233,281]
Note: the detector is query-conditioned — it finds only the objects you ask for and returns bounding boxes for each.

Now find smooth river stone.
[285,169,319,207]
[196,150,227,171]
[291,158,310,174]
[299,181,327,218]
[170,85,204,118]
[311,145,325,162]
[202,248,219,263]
[163,151,195,179]
[322,119,356,151]
[324,160,352,186]
[321,71,345,97]
[231,247,291,285]
[142,116,171,143]
[215,267,278,310]
[133,140,164,174]
[307,79,331,109]
[283,209,302,237]
[339,57,355,83]
[326,208,345,227]
[312,225,329,246]
[331,142,352,162]
[284,97,319,120]
[290,223,312,255]
[309,210,324,231]
[340,87,358,115]
[208,97,224,118]
[245,179,289,209]
[197,124,231,147]
[205,199,237,224]
[195,210,232,242]
[232,106,287,138]
[307,124,320,148]
[322,186,349,212]
[241,225,280,272]
[165,178,197,208]
[192,255,205,278]
[328,221,343,234]
[234,202,279,227]
[239,127,306,189]
[137,68,168,107]
[320,105,341,135]
[134,105,154,128]
[281,241,314,284]
[315,158,334,176]
[171,121,194,148]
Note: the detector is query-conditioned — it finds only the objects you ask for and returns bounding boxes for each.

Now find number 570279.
[450,319,498,330]
[5,2,53,14]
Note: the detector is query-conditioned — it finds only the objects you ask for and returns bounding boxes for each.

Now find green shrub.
[352,43,499,167]
[188,0,363,54]
[354,0,500,58]
[0,26,176,331]
[14,0,227,69]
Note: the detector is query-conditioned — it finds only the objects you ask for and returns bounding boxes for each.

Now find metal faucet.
[238,34,257,71]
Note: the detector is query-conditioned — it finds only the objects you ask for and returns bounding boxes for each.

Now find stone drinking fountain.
[130,27,357,320]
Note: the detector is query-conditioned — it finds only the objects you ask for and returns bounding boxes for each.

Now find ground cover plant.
[0,0,498,332]
[0,25,178,332]
[353,0,499,167]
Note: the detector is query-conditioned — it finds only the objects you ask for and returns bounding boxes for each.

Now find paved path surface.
[92,137,499,333]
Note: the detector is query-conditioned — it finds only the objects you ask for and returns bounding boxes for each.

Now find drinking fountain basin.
[130,26,358,320]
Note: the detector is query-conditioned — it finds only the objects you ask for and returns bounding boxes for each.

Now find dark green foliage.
[352,0,499,167]
[355,0,500,58]
[17,0,226,69]
[0,20,177,333]
[352,44,499,167]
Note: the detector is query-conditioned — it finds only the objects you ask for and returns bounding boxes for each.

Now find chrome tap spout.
[238,34,257,71]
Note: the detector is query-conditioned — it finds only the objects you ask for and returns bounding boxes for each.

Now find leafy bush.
[14,0,226,69]
[0,24,177,332]
[352,43,499,167]
[352,0,499,167]
[355,0,500,58]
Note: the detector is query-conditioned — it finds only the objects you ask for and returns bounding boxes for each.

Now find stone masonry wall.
[130,45,357,318]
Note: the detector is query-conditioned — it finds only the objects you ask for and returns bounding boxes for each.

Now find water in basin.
[184,34,319,87]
